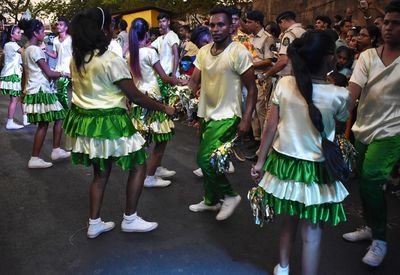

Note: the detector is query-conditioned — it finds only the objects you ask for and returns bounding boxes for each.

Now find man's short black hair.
[246,10,264,25]
[385,0,400,13]
[180,24,190,32]
[276,11,296,23]
[119,20,127,31]
[231,7,241,18]
[339,18,352,27]
[209,7,233,24]
[315,15,332,28]
[58,16,69,27]
[157,12,170,20]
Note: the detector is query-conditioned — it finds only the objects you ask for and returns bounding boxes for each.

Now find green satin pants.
[197,117,240,205]
[356,135,400,240]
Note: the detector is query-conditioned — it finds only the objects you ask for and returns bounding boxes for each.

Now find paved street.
[0,96,399,275]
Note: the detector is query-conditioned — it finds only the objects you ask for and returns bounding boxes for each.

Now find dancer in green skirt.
[20,19,71,169]
[128,18,183,188]
[0,25,28,129]
[188,7,257,221]
[65,8,175,238]
[251,31,350,275]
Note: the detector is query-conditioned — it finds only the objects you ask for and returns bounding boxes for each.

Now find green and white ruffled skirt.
[257,150,349,226]
[23,89,66,123]
[0,74,22,97]
[63,104,147,171]
[130,105,174,143]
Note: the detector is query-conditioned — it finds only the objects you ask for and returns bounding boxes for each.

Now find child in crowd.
[63,8,175,238]
[335,45,354,78]
[0,25,28,129]
[128,17,182,188]
[251,30,350,275]
[20,19,71,168]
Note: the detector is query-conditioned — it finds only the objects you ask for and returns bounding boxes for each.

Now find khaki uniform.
[277,23,306,76]
[250,29,275,140]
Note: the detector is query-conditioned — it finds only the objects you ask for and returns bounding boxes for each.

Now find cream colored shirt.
[1,42,22,77]
[194,42,253,121]
[70,50,132,110]
[132,47,160,98]
[151,30,180,75]
[53,35,72,74]
[278,23,306,76]
[24,45,52,94]
[350,48,400,144]
[250,29,274,74]
[272,76,349,162]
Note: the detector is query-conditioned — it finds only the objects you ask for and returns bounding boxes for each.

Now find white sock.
[7,119,13,124]
[123,212,137,220]
[89,217,101,224]
[52,147,60,153]
[146,175,155,180]
[30,156,39,161]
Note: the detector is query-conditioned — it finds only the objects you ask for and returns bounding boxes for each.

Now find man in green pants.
[188,7,257,221]
[343,0,400,267]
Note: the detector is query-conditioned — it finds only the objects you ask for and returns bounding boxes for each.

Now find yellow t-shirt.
[70,50,132,110]
[194,42,253,121]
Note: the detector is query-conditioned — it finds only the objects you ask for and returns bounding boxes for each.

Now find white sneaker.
[273,264,289,275]
[155,166,176,178]
[121,213,158,232]
[23,115,30,126]
[216,195,241,221]
[362,240,387,267]
[51,148,71,161]
[189,200,221,212]
[227,161,235,173]
[144,176,171,187]
[6,120,24,130]
[28,157,53,169]
[193,168,203,177]
[87,218,115,238]
[343,226,372,242]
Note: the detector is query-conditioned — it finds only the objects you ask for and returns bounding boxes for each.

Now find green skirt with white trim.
[0,74,22,97]
[23,89,66,123]
[63,104,147,171]
[257,150,349,226]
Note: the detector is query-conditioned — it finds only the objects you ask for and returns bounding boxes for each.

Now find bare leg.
[52,119,63,148]
[300,220,323,275]
[279,215,299,268]
[125,163,146,215]
[89,161,112,219]
[32,122,49,156]
[147,141,167,176]
[8,96,19,119]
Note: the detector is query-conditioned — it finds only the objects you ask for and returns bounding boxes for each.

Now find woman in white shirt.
[128,18,182,188]
[20,19,71,168]
[0,26,27,129]
[251,30,350,275]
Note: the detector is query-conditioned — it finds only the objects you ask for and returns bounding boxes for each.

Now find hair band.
[10,25,16,34]
[97,7,105,30]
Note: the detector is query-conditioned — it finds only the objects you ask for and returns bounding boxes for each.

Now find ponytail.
[128,18,149,80]
[70,7,111,73]
[288,30,350,182]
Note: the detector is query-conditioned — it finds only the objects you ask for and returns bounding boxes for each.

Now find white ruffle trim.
[0,81,21,91]
[131,118,174,134]
[258,172,349,207]
[149,119,174,134]
[65,132,146,159]
[23,102,64,114]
